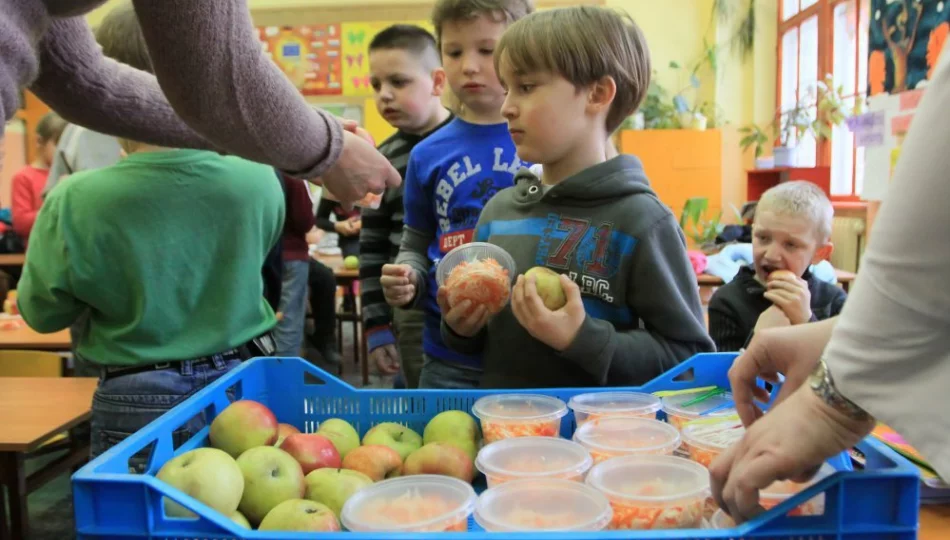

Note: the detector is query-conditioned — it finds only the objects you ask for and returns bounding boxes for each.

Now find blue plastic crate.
[72,353,921,539]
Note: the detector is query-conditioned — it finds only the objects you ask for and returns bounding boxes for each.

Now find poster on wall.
[341,20,435,96]
[868,0,949,95]
[257,25,343,96]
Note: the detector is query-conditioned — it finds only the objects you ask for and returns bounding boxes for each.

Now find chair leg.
[0,452,28,540]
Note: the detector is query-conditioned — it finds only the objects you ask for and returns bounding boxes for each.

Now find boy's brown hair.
[36,112,67,144]
[495,6,651,133]
[431,0,534,45]
[94,1,154,74]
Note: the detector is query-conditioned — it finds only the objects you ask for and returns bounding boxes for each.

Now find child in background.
[273,172,315,358]
[360,24,453,388]
[11,112,67,244]
[315,195,361,258]
[708,181,846,351]
[382,0,535,389]
[441,6,714,388]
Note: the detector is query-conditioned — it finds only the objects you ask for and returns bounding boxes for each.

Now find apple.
[258,499,341,532]
[402,442,474,482]
[156,447,244,518]
[525,266,567,310]
[344,255,360,270]
[230,511,251,529]
[316,418,360,458]
[304,468,373,518]
[209,400,279,458]
[276,423,301,446]
[236,446,306,525]
[362,423,423,460]
[423,410,480,461]
[280,433,342,474]
[341,445,403,481]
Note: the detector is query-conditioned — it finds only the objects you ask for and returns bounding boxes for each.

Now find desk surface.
[313,253,359,279]
[0,377,97,452]
[0,324,71,351]
[921,505,950,538]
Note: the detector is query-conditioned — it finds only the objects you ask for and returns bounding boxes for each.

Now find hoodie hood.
[511,155,655,206]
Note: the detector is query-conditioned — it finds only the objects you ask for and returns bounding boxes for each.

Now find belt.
[100,332,276,381]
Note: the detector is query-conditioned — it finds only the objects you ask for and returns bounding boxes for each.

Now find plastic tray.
[73,353,921,539]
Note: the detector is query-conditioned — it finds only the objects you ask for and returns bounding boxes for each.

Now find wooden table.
[921,505,950,538]
[0,254,25,267]
[0,324,71,351]
[697,269,858,305]
[0,377,97,540]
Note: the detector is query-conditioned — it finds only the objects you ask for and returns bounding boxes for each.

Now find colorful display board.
[341,20,435,96]
[257,25,343,96]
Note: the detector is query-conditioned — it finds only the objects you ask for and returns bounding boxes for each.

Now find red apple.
[402,442,474,482]
[210,400,279,458]
[276,423,301,446]
[341,445,402,481]
[280,433,342,474]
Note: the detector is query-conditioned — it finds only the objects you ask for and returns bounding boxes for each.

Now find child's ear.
[586,76,617,116]
[812,242,834,264]
[431,67,448,97]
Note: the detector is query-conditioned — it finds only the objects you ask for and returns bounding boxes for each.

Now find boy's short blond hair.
[495,6,651,133]
[431,0,534,45]
[757,181,834,241]
[95,1,153,74]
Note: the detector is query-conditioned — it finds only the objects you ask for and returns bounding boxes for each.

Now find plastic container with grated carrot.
[340,475,476,533]
[472,394,567,445]
[475,436,593,488]
[568,391,661,427]
[474,479,613,532]
[572,417,680,464]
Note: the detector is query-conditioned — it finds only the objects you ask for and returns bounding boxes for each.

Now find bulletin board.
[257,24,344,96]
[341,20,435,96]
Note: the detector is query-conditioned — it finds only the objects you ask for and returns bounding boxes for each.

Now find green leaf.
[670,61,681,69]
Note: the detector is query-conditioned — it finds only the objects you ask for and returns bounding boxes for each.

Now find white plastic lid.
[340,475,476,533]
[472,394,568,423]
[661,392,736,419]
[573,417,681,456]
[475,437,593,481]
[568,392,661,418]
[474,479,613,532]
[585,455,710,503]
[436,242,517,287]
[681,419,745,452]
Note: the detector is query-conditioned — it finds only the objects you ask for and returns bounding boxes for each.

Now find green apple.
[236,446,306,525]
[524,267,567,310]
[423,410,480,460]
[362,423,422,460]
[343,256,360,270]
[230,511,251,529]
[156,447,243,518]
[209,400,279,458]
[304,468,373,518]
[258,499,341,532]
[316,418,360,458]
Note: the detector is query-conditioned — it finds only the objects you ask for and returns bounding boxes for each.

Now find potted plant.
[738,123,772,169]
[679,197,725,253]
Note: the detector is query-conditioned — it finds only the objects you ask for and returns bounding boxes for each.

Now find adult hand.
[370,344,401,375]
[437,288,490,338]
[319,130,400,208]
[511,273,585,351]
[381,264,419,308]
[765,273,812,324]
[728,318,838,427]
[709,385,875,523]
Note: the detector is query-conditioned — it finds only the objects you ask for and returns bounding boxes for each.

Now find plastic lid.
[710,509,735,529]
[474,479,613,532]
[568,392,661,417]
[340,475,477,533]
[472,394,568,423]
[476,437,593,480]
[761,462,835,501]
[436,242,517,287]
[585,455,710,503]
[573,417,681,456]
[681,419,745,452]
[661,392,736,419]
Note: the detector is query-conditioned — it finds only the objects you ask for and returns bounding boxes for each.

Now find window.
[778,0,870,200]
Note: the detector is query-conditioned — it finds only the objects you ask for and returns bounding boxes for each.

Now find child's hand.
[370,344,401,375]
[511,273,585,351]
[381,264,418,307]
[764,273,812,324]
[438,288,490,337]
[754,305,791,332]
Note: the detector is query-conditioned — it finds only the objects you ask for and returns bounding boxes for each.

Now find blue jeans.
[418,355,482,389]
[274,259,310,357]
[89,357,240,473]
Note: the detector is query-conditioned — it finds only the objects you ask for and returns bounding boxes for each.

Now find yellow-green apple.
[344,256,359,270]
[275,423,300,446]
[280,433,342,474]
[236,446,306,525]
[258,499,341,532]
[304,468,373,518]
[402,442,474,482]
[316,419,360,458]
[230,511,251,529]
[209,400,279,458]
[423,410,479,460]
[341,445,402,481]
[155,447,243,518]
[362,423,422,460]
[524,267,567,310]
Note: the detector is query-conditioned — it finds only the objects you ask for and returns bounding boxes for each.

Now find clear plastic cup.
[475,437,593,488]
[435,242,517,317]
[474,478,613,532]
[661,392,736,430]
[568,392,662,427]
[586,455,709,530]
[340,475,476,533]
[435,242,517,286]
[472,394,567,445]
[680,419,745,467]
[572,417,681,464]
[759,462,835,516]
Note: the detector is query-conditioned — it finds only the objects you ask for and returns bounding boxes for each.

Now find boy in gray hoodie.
[440,6,714,388]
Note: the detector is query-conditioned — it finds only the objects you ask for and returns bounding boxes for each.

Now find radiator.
[830,216,866,273]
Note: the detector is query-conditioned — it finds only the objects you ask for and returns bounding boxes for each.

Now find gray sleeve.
[394,226,433,309]
[559,213,715,385]
[45,129,122,196]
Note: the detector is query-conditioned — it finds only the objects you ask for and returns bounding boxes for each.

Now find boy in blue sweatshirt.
[381,0,534,389]
[441,6,714,388]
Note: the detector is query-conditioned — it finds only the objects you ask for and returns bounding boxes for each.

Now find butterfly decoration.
[352,76,371,89]
[345,54,364,68]
[347,29,366,46]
